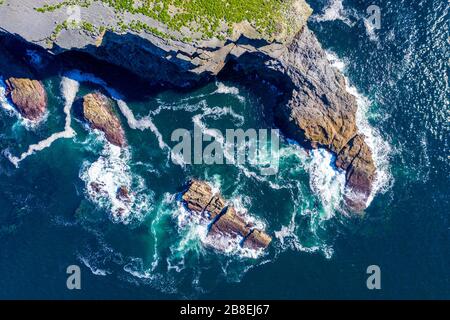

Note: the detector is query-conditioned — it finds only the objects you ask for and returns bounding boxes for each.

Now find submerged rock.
[181,180,272,251]
[243,229,272,250]
[5,77,47,121]
[82,92,126,147]
[232,27,376,212]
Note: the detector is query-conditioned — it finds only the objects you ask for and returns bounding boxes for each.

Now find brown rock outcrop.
[181,180,272,250]
[116,185,131,203]
[5,77,47,121]
[82,92,126,147]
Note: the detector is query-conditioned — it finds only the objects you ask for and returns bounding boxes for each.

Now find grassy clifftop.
[35,0,312,42]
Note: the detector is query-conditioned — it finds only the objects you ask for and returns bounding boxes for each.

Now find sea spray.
[171,188,267,260]
[6,76,79,167]
[0,76,48,130]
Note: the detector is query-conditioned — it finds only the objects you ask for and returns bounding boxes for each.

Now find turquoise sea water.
[0,0,448,299]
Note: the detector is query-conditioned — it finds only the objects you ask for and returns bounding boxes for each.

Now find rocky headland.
[0,0,376,212]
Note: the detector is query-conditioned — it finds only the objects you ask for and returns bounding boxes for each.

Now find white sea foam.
[172,185,267,259]
[151,100,206,116]
[313,1,380,43]
[326,51,393,206]
[6,76,79,167]
[201,105,244,125]
[192,113,266,182]
[79,141,152,223]
[79,255,111,276]
[363,18,380,42]
[123,257,155,279]
[68,70,173,156]
[0,77,16,114]
[274,208,334,259]
[26,50,44,68]
[0,76,48,129]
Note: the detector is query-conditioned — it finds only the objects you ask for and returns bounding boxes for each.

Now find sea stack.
[181,180,272,251]
[82,92,126,147]
[5,77,47,121]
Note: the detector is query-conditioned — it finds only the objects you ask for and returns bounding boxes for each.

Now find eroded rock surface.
[5,77,47,121]
[82,92,126,147]
[181,180,272,250]
[116,185,131,203]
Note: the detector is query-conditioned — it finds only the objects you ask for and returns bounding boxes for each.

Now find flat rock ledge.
[182,180,272,251]
[5,77,47,121]
[82,92,126,147]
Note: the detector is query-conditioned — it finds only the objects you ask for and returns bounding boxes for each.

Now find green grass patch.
[35,0,297,40]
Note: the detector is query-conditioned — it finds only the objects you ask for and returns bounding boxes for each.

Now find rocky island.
[182,180,272,251]
[0,0,376,213]
[5,77,47,121]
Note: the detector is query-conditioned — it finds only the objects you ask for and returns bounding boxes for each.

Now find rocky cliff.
[0,0,376,211]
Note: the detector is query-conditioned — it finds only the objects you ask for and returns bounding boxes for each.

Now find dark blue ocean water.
[0,0,448,299]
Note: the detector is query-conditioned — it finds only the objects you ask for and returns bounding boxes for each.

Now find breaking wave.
[0,77,16,114]
[68,70,173,156]
[173,192,268,260]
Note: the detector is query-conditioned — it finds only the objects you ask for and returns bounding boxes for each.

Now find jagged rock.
[209,207,252,240]
[82,92,126,147]
[5,77,47,121]
[243,229,272,250]
[181,180,272,250]
[116,186,131,203]
[232,27,376,212]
